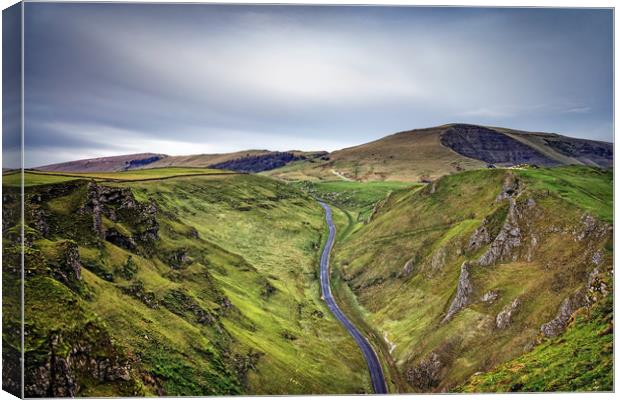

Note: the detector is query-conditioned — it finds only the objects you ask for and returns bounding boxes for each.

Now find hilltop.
[266,124,612,181]
[36,124,611,183]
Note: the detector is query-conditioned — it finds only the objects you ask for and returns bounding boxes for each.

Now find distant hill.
[36,150,327,173]
[35,124,612,181]
[266,124,612,182]
[37,153,167,172]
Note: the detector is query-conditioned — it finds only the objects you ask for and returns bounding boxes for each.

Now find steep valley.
[2,162,613,395]
[327,166,613,392]
[3,173,368,396]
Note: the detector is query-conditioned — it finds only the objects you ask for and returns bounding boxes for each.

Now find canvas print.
[1,2,614,397]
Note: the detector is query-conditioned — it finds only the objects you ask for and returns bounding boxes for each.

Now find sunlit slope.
[330,166,612,392]
[6,173,368,396]
[266,124,612,182]
[3,168,237,187]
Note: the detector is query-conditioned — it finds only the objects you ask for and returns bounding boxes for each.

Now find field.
[2,168,238,188]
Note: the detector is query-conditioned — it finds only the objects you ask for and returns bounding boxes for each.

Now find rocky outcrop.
[439,124,558,166]
[82,182,159,250]
[406,340,458,391]
[495,298,521,329]
[477,199,522,267]
[467,222,491,253]
[574,214,609,242]
[161,289,218,326]
[495,173,520,202]
[586,267,609,304]
[24,323,139,397]
[105,229,137,251]
[401,258,416,278]
[121,281,159,309]
[55,241,82,287]
[442,262,473,323]
[540,291,587,338]
[406,352,443,390]
[480,290,499,304]
[167,249,191,269]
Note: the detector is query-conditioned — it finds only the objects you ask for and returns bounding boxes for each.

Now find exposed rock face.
[105,229,137,251]
[442,262,473,323]
[477,199,522,266]
[401,258,416,278]
[168,249,191,269]
[467,222,491,253]
[586,267,609,304]
[121,281,159,309]
[575,214,608,242]
[540,291,587,338]
[440,124,558,166]
[480,290,499,304]
[162,289,218,326]
[209,151,303,173]
[495,298,521,329]
[495,173,520,202]
[544,137,613,168]
[82,182,159,250]
[30,207,50,236]
[406,352,443,390]
[24,323,138,397]
[54,241,82,288]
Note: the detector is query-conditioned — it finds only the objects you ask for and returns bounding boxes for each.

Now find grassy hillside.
[458,290,612,392]
[328,166,612,392]
[293,180,418,224]
[3,173,369,396]
[267,125,486,182]
[265,124,612,182]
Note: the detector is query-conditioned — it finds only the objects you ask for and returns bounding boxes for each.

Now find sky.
[15,3,614,167]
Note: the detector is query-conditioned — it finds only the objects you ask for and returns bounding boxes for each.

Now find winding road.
[318,201,388,394]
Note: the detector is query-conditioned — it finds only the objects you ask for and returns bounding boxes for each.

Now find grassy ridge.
[328,166,612,392]
[2,168,237,187]
[10,173,369,396]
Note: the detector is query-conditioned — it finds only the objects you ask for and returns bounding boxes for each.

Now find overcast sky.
[21,4,613,167]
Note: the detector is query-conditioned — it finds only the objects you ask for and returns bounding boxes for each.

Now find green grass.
[10,165,612,395]
[27,167,236,181]
[458,292,613,392]
[293,180,419,224]
[3,168,238,187]
[516,166,612,222]
[329,166,613,392]
[16,172,369,396]
[3,171,79,186]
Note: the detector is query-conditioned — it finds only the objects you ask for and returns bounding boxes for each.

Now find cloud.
[562,106,592,114]
[21,4,613,166]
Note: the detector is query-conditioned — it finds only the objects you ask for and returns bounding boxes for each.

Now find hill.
[2,173,369,396]
[35,124,611,182]
[320,165,612,392]
[37,151,328,174]
[266,124,612,182]
[38,153,167,172]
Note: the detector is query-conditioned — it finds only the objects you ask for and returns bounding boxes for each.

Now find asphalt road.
[318,201,388,395]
